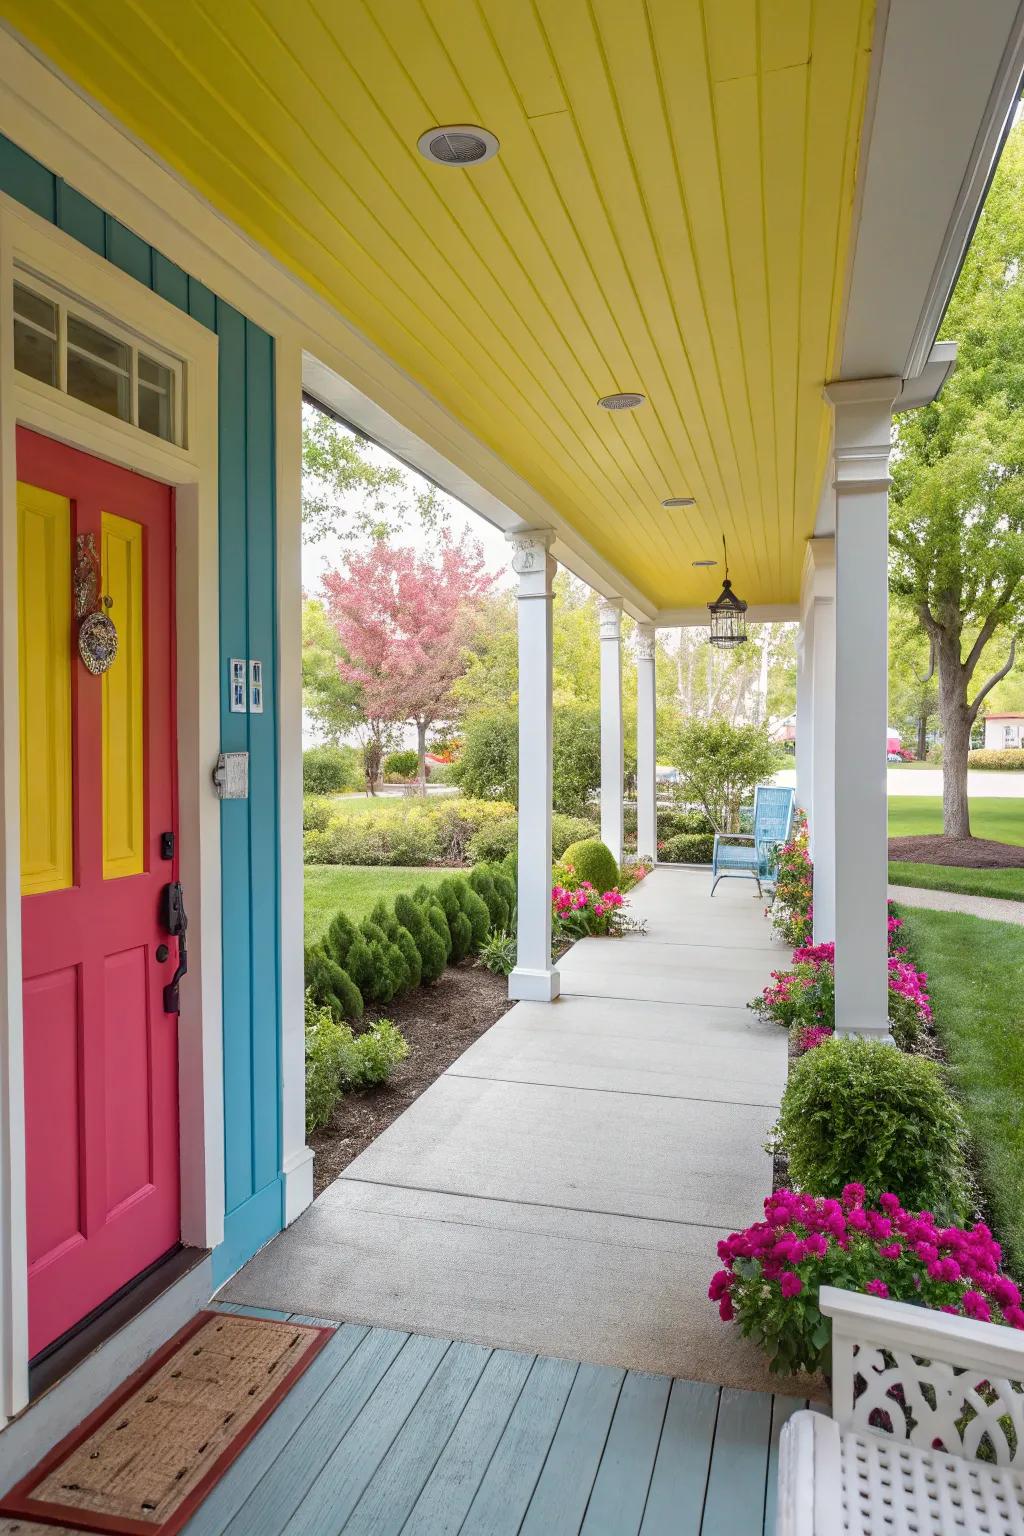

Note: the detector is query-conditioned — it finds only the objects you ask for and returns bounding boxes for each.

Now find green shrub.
[468,867,509,930]
[967,748,1024,769]
[384,748,419,778]
[657,807,714,838]
[776,1037,969,1218]
[460,885,491,950]
[321,814,441,867]
[303,829,336,864]
[449,909,474,961]
[551,814,597,857]
[659,832,715,864]
[425,798,516,862]
[324,909,358,969]
[344,934,377,1000]
[454,705,611,815]
[436,877,475,961]
[426,903,453,961]
[303,744,361,795]
[304,945,363,1023]
[393,893,446,982]
[352,1019,409,1085]
[559,838,619,892]
[467,818,518,865]
[478,929,517,976]
[303,796,332,833]
[660,717,784,832]
[305,991,361,1134]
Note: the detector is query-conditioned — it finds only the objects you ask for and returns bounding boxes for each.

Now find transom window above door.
[12,270,184,446]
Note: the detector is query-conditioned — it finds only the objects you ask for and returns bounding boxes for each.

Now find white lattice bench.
[777,1285,1024,1535]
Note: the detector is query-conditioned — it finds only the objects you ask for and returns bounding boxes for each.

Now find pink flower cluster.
[710,1185,1023,1329]
[887,958,932,1022]
[794,1024,832,1054]
[551,882,624,920]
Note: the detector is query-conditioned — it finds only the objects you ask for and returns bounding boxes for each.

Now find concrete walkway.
[888,882,1024,925]
[222,868,795,1392]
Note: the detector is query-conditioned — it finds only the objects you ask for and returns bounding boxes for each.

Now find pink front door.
[18,428,181,1357]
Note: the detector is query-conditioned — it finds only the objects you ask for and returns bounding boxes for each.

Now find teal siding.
[0,133,283,1284]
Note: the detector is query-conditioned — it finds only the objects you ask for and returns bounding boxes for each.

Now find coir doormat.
[0,1311,333,1536]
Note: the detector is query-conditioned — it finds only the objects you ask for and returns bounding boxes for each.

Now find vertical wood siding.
[0,133,283,1281]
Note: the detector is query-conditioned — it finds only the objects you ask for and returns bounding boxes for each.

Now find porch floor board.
[222,869,797,1393]
[178,1307,810,1536]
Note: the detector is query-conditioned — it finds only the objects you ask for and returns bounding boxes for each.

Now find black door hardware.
[160,881,188,1014]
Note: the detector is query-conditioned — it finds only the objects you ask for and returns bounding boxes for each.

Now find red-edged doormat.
[0,1311,333,1536]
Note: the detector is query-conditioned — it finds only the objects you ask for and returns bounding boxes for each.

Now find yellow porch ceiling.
[7,0,874,608]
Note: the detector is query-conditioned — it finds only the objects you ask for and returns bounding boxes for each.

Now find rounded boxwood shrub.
[303,744,360,794]
[559,838,619,892]
[776,1036,969,1219]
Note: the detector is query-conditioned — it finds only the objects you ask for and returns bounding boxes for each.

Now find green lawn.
[898,906,1024,1278]
[304,864,450,943]
[888,862,1024,901]
[888,796,1024,845]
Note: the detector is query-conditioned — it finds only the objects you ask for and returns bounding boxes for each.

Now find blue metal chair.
[710,784,795,896]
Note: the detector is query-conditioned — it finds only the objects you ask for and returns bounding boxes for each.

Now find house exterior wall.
[984,717,1024,749]
[0,131,284,1289]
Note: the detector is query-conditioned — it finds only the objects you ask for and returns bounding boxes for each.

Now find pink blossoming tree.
[321,534,495,792]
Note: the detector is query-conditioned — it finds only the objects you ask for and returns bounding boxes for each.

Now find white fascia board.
[839,0,1024,384]
[654,603,799,629]
[0,30,657,622]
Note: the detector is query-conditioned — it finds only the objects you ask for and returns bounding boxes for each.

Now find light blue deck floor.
[182,1304,806,1536]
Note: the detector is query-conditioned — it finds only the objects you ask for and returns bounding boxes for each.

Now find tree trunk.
[937,636,971,837]
[416,717,428,795]
[916,713,927,762]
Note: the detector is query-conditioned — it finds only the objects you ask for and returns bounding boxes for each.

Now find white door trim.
[0,198,223,1423]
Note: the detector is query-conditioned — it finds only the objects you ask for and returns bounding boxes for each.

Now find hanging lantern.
[707,537,748,649]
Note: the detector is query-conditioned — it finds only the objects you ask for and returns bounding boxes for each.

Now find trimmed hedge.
[967,748,1024,769]
[304,865,508,1021]
[659,832,715,864]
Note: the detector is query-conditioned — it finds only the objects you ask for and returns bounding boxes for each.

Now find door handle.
[161,881,188,1014]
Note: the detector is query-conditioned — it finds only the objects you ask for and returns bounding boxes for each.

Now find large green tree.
[302,404,447,543]
[890,123,1024,835]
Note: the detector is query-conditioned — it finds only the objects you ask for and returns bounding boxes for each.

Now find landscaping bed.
[888,832,1024,867]
[309,961,514,1197]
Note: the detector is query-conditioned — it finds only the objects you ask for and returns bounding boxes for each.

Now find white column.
[635,623,657,863]
[825,379,900,1038]
[275,338,314,1225]
[795,615,813,821]
[508,531,560,1002]
[598,598,624,863]
[810,590,836,946]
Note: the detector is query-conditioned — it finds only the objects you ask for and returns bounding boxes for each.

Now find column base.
[834,1026,895,1045]
[281,1146,315,1224]
[508,966,561,1002]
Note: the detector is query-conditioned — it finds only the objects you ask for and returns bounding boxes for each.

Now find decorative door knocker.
[74,532,118,675]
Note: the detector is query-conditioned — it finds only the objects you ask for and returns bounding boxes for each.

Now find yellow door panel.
[101,512,144,880]
[18,482,73,896]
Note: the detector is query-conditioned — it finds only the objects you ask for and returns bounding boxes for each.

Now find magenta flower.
[779,1271,803,1298]
[865,1278,889,1299]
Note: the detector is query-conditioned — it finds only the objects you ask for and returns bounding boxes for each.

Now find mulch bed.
[310,962,516,1197]
[888,833,1024,868]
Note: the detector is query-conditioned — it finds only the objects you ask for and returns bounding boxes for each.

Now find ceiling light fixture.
[662,496,696,508]
[707,538,748,649]
[597,392,646,410]
[417,125,500,166]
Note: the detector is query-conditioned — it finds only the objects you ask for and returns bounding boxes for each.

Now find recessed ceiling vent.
[597,392,646,410]
[417,125,499,166]
[662,496,696,508]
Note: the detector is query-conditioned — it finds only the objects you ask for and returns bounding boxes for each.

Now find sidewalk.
[222,869,796,1392]
[888,882,1024,925]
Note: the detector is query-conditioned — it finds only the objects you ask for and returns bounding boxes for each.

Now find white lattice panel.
[840,1430,1024,1536]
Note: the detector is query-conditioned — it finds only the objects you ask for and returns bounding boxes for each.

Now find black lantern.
[707,538,748,649]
